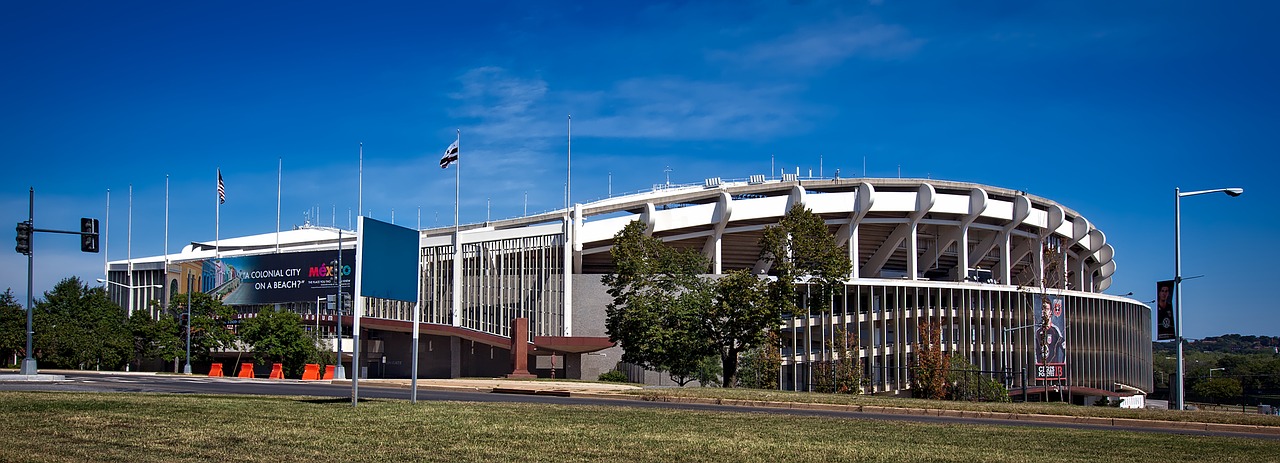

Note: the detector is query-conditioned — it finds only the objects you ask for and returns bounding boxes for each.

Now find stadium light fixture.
[1174,186,1243,411]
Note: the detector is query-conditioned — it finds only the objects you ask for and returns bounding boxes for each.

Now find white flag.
[440,136,459,169]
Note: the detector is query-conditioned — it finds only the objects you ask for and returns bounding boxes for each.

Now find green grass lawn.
[629,387,1280,427]
[0,391,1274,463]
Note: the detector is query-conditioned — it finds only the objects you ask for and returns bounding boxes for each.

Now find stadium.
[107,175,1153,399]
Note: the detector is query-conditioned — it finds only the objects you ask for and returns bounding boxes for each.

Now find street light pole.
[1174,186,1243,411]
[96,277,163,371]
[334,228,346,380]
[1002,323,1036,389]
[184,273,193,375]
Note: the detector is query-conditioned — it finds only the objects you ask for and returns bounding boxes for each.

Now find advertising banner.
[1034,294,1067,380]
[186,249,355,305]
[1156,280,1176,341]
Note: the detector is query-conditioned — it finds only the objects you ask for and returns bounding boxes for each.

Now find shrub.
[598,370,630,382]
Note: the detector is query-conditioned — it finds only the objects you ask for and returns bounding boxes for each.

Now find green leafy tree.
[126,302,183,371]
[1191,377,1243,404]
[238,307,325,378]
[33,277,130,370]
[759,204,852,317]
[603,220,717,382]
[605,209,851,389]
[737,331,782,389]
[671,355,723,387]
[759,205,852,389]
[175,292,238,361]
[704,269,774,387]
[660,294,716,386]
[604,221,788,387]
[693,355,723,387]
[0,289,25,365]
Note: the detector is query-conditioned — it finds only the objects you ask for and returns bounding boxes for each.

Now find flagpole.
[104,189,110,288]
[165,174,170,312]
[216,169,220,258]
[127,184,133,372]
[451,129,462,329]
[412,209,422,403]
[276,158,282,252]
[358,143,363,224]
[566,115,575,336]
[566,115,571,213]
[454,129,460,231]
[128,184,133,318]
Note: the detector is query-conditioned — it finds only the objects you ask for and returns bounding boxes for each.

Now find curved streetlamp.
[1175,187,1243,411]
[96,278,161,291]
[96,278,164,372]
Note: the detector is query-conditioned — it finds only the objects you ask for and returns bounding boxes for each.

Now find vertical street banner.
[1035,294,1067,380]
[1156,280,1176,341]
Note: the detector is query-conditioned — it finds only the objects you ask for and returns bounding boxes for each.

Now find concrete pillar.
[449,336,461,378]
[507,318,536,378]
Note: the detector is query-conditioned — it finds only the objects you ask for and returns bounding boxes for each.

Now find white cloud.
[570,78,812,140]
[449,67,556,138]
[449,67,816,142]
[718,17,922,70]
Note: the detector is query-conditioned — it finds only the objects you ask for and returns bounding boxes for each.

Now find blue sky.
[2,1,1276,339]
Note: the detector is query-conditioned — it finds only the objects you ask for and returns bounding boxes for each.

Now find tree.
[759,204,852,317]
[33,277,130,370]
[737,331,782,389]
[760,204,852,386]
[670,355,722,387]
[911,318,949,400]
[175,292,238,361]
[238,307,325,378]
[813,328,863,394]
[1192,377,1243,404]
[605,206,852,389]
[126,303,183,371]
[604,220,789,388]
[0,289,25,365]
[693,355,723,387]
[704,269,774,387]
[603,220,716,381]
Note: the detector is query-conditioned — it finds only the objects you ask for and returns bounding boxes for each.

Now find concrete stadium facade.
[109,176,1152,395]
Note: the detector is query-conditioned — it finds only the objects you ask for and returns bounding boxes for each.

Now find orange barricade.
[322,365,335,380]
[302,363,320,380]
[207,363,224,377]
[269,363,284,379]
[237,363,255,378]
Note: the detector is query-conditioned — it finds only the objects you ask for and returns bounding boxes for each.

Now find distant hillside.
[1154,334,1280,354]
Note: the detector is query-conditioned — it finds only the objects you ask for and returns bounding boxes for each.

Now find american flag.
[217,170,225,204]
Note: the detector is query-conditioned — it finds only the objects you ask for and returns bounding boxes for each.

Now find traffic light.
[80,217,99,253]
[15,221,32,255]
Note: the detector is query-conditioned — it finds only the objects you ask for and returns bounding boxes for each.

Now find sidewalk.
[338,377,643,395]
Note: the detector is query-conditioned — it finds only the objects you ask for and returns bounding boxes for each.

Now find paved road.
[2,371,1276,441]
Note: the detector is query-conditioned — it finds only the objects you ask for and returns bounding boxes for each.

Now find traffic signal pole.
[20,188,35,375]
[15,187,101,375]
